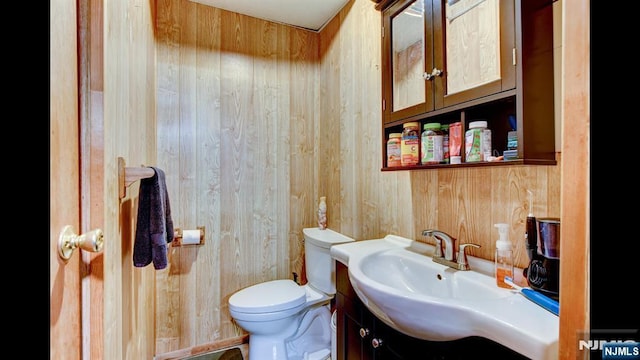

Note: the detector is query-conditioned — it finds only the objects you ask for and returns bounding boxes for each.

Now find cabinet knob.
[371,338,384,348]
[359,328,370,338]
[423,68,443,80]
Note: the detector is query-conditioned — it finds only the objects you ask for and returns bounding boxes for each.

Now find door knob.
[58,225,104,261]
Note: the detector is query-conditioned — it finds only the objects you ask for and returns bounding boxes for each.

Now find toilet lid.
[228,279,306,314]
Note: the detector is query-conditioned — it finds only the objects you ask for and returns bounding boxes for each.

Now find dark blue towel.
[133,167,174,269]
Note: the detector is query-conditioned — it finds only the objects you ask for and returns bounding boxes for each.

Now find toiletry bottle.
[421,122,443,165]
[387,133,402,167]
[494,223,514,289]
[318,196,327,230]
[400,122,421,166]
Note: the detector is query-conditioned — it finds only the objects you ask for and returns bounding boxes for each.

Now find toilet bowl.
[228,228,354,360]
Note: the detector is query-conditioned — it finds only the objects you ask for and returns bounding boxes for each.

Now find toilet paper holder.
[172,226,205,246]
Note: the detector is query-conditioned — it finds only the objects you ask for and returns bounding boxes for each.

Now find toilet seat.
[229,279,306,321]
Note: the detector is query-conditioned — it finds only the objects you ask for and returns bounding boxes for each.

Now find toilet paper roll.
[182,229,201,245]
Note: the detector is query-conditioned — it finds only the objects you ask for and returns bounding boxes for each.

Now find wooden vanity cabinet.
[379,0,556,169]
[335,261,529,359]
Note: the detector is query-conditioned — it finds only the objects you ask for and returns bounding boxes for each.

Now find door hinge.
[512,48,517,66]
[382,99,386,111]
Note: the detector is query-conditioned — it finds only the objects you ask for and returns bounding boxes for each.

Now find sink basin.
[330,235,559,360]
[359,247,509,301]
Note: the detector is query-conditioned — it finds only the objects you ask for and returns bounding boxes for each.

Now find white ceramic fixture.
[228,227,354,360]
[330,235,559,360]
[188,0,350,32]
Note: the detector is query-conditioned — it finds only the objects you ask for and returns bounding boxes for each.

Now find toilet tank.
[303,227,355,295]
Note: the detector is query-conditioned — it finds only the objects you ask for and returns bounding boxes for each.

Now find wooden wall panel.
[317,8,341,239]
[177,1,198,350]
[155,0,182,352]
[102,0,158,358]
[155,0,320,355]
[319,0,387,241]
[289,27,320,285]
[337,0,357,237]
[410,164,561,271]
[193,4,222,347]
[355,0,387,239]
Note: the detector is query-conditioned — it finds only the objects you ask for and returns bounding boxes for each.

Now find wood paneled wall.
[155,0,321,353]
[410,164,560,270]
[102,0,158,358]
[152,0,561,357]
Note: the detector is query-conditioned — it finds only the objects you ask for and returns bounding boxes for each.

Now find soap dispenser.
[494,223,514,289]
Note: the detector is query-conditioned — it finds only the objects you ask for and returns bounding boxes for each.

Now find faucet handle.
[457,243,481,270]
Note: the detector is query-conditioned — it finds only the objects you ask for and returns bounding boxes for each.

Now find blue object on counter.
[508,115,517,131]
[504,277,559,316]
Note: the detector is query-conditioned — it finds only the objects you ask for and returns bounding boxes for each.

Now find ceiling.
[189,0,351,32]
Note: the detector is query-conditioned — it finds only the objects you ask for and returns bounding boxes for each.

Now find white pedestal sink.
[330,235,559,360]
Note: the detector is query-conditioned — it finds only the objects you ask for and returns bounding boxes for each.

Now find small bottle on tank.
[318,196,327,230]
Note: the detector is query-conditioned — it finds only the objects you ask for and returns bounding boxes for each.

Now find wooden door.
[50,0,82,358]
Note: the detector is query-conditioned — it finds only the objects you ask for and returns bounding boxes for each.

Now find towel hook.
[118,157,155,199]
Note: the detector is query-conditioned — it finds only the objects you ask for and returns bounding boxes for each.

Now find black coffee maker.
[523,217,560,301]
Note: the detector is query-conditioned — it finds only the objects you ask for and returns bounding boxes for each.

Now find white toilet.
[228,227,354,360]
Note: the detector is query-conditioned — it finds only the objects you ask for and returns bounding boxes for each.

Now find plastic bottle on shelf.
[441,124,450,164]
[421,122,443,165]
[387,133,402,167]
[465,120,491,162]
[401,122,421,166]
[494,223,514,289]
[318,196,327,230]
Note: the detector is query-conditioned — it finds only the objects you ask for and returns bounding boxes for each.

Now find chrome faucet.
[422,229,457,261]
[422,229,481,271]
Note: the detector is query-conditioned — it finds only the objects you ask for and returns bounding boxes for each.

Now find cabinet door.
[368,316,405,359]
[339,298,372,359]
[336,262,375,360]
[434,0,516,108]
[382,0,434,124]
